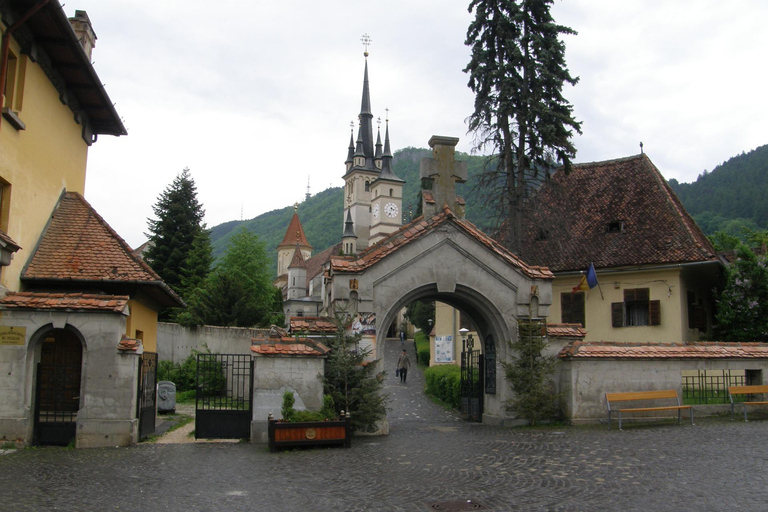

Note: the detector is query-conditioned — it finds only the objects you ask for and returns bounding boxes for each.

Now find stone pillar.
[419,136,468,217]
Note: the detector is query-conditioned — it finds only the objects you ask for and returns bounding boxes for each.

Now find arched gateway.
[327,136,554,424]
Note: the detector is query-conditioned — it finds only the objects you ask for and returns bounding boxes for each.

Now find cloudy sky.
[71,0,768,249]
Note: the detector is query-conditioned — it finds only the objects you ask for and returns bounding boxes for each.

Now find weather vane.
[385,107,390,122]
[361,33,372,56]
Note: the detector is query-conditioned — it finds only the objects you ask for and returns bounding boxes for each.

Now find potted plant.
[268,392,351,452]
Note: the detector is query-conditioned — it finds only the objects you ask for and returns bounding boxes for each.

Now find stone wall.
[157,322,269,362]
[562,357,768,424]
[250,355,326,444]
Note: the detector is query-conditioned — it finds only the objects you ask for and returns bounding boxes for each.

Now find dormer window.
[607,221,624,233]
[536,228,549,241]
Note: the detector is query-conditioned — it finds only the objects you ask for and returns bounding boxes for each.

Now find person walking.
[396,349,411,384]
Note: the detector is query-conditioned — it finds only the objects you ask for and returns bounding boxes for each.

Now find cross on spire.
[361,33,372,56]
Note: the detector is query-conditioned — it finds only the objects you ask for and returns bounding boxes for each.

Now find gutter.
[555,259,723,277]
[0,0,50,133]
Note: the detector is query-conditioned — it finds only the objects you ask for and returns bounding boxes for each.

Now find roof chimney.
[69,10,97,61]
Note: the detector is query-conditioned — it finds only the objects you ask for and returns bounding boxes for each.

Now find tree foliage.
[714,245,768,342]
[502,318,560,425]
[405,300,435,335]
[464,0,581,253]
[145,168,207,317]
[322,318,388,432]
[177,227,281,328]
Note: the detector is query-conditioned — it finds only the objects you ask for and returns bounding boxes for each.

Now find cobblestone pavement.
[3,338,768,511]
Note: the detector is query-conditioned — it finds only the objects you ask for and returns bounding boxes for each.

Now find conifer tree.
[145,168,206,300]
[464,0,581,253]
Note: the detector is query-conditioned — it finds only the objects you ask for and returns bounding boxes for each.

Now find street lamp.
[428,318,433,333]
[459,327,473,351]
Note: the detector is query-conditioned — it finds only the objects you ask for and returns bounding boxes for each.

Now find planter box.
[268,413,351,452]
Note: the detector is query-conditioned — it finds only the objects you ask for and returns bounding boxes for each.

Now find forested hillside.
[210,147,496,275]
[668,144,768,235]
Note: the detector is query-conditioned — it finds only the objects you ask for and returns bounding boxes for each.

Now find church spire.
[358,35,375,164]
[377,115,403,182]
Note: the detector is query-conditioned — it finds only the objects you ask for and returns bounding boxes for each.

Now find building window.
[687,291,707,331]
[135,330,144,341]
[561,292,585,326]
[364,181,370,192]
[296,310,304,317]
[607,220,625,233]
[612,288,660,327]
[389,188,393,197]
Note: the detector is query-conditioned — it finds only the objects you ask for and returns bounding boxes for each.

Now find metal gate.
[460,335,484,422]
[195,354,253,439]
[137,352,158,439]
[34,363,81,445]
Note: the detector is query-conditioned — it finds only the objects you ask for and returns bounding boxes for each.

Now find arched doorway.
[34,328,83,446]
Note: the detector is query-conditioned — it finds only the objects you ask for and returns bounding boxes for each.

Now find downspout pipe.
[0,0,50,132]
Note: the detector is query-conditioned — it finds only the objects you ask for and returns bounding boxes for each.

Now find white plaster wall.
[157,323,268,363]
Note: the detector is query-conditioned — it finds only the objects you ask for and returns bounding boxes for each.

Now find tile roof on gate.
[547,323,587,338]
[559,341,768,359]
[330,205,553,280]
[290,316,337,334]
[520,154,718,272]
[0,292,129,312]
[21,192,183,307]
[251,334,331,357]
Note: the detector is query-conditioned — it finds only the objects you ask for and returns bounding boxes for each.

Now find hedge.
[424,364,461,409]
[414,331,430,366]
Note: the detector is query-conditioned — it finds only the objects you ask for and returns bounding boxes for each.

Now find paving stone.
[2,337,767,511]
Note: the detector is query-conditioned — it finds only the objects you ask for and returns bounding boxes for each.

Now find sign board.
[0,326,26,346]
[434,335,454,363]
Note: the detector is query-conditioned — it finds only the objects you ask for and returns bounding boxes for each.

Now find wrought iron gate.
[195,354,253,439]
[34,363,81,445]
[460,335,484,422]
[137,352,158,439]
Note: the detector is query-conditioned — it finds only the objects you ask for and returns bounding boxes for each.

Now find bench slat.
[606,390,678,402]
[615,405,691,413]
[728,385,768,396]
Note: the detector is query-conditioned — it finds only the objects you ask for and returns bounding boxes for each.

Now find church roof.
[330,205,553,280]
[520,154,718,272]
[278,211,313,250]
[21,192,183,308]
[288,244,307,269]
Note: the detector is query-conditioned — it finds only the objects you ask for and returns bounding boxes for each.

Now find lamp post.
[428,318,433,334]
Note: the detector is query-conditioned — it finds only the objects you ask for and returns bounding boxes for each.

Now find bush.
[414,331,430,366]
[280,391,338,422]
[424,364,461,409]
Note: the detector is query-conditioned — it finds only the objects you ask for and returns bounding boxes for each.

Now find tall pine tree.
[464,0,581,253]
[144,168,206,309]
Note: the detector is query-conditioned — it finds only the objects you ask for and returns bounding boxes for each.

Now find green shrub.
[414,331,430,366]
[424,364,461,409]
[280,391,337,422]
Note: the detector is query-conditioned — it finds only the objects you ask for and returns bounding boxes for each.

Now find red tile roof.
[330,205,553,280]
[117,335,141,352]
[0,292,129,312]
[547,323,587,338]
[520,154,718,272]
[0,229,20,251]
[288,244,307,269]
[290,316,337,334]
[559,341,768,359]
[305,243,341,283]
[251,337,331,357]
[21,192,183,307]
[278,212,313,250]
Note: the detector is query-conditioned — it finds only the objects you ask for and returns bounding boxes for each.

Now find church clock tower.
[369,118,404,245]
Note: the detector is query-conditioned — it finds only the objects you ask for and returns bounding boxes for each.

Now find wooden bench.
[606,390,693,430]
[728,385,768,421]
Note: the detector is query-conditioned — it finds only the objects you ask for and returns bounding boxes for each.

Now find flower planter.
[268,412,351,452]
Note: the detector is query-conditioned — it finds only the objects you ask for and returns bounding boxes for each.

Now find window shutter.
[561,293,572,323]
[611,302,624,327]
[650,300,661,325]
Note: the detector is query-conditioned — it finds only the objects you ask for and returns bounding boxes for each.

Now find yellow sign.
[0,326,26,346]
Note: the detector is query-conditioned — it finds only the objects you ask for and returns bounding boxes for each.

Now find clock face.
[372,204,379,219]
[385,202,399,218]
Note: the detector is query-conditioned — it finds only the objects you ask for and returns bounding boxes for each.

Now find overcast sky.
[70,1,768,249]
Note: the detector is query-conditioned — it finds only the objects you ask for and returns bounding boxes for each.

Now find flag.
[572,263,598,292]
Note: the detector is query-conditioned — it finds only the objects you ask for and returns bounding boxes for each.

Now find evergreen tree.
[322,318,388,432]
[714,245,768,342]
[145,168,206,300]
[180,227,277,327]
[464,0,581,253]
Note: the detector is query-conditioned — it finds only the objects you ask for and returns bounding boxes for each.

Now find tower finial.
[361,33,372,57]
[640,141,644,154]
[294,202,298,213]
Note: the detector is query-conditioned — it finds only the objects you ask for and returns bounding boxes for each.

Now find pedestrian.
[400,330,405,348]
[396,349,411,384]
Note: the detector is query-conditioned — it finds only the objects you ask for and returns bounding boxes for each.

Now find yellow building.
[0,2,181,448]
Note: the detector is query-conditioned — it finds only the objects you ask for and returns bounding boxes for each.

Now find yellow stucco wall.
[0,35,90,293]
[430,302,479,366]
[125,300,159,353]
[551,268,690,342]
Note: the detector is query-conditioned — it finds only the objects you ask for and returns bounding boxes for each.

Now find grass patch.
[167,414,194,433]
[414,331,430,366]
[176,390,196,404]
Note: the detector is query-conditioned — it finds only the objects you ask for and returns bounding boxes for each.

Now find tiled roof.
[278,212,313,250]
[117,335,141,352]
[288,244,307,269]
[305,243,341,283]
[251,337,331,357]
[290,316,337,334]
[330,206,553,280]
[0,229,20,251]
[0,292,129,312]
[520,154,718,272]
[559,341,768,359]
[547,323,587,338]
[21,192,183,307]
